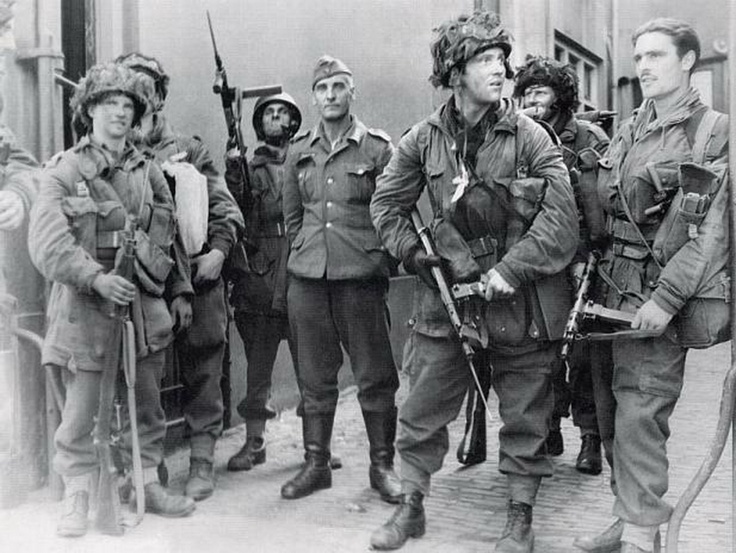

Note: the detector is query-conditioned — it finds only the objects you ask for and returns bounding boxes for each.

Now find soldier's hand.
[403,245,441,288]
[631,299,673,333]
[0,191,25,231]
[483,269,515,302]
[192,249,225,283]
[170,295,193,332]
[92,273,136,306]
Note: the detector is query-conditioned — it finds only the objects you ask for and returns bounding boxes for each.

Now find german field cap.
[312,55,352,89]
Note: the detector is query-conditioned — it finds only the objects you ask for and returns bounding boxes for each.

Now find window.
[554,31,603,112]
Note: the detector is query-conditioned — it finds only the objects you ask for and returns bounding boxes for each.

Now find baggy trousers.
[52,349,167,477]
[234,311,297,420]
[611,334,687,526]
[397,331,556,504]
[287,276,399,416]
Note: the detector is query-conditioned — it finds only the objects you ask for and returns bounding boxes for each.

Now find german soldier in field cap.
[29,62,196,537]
[369,11,578,551]
[280,55,401,504]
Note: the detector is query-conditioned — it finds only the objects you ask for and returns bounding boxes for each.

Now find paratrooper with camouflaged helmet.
[369,11,578,552]
[29,61,197,537]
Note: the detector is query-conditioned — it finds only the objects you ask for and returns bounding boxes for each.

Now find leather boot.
[363,409,402,504]
[573,518,623,552]
[494,500,534,553]
[227,437,266,472]
[57,491,89,537]
[369,491,425,550]
[281,414,333,500]
[576,435,602,475]
[185,458,215,501]
[144,482,196,517]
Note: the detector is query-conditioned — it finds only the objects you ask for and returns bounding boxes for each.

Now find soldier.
[369,11,578,552]
[280,55,401,504]
[574,19,729,553]
[513,56,611,476]
[29,62,196,537]
[224,92,301,472]
[116,53,244,501]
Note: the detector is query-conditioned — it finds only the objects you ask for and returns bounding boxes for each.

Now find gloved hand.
[403,244,442,288]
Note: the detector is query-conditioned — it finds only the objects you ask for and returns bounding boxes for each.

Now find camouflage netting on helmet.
[116,52,170,112]
[70,62,150,133]
[430,10,514,89]
[513,56,580,113]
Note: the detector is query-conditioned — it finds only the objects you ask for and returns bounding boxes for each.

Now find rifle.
[93,219,138,535]
[410,209,493,465]
[206,10,281,216]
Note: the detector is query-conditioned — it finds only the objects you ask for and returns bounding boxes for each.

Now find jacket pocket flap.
[347,164,375,176]
[61,196,98,217]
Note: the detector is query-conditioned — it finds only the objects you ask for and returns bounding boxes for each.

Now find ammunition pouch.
[621,162,679,224]
[132,203,176,297]
[674,272,731,349]
[429,218,482,283]
[652,190,708,264]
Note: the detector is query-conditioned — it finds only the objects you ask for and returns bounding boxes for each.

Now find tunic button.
[326,201,333,208]
[327,177,334,185]
[326,222,332,228]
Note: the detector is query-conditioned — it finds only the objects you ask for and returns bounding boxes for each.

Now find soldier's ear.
[449,67,461,88]
[681,50,696,73]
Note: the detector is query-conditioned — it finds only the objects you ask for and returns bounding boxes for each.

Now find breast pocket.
[296,154,316,198]
[61,195,99,255]
[346,163,376,203]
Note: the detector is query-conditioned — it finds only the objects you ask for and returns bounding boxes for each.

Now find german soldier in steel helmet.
[514,56,611,478]
[369,11,578,552]
[224,92,303,472]
[29,62,196,537]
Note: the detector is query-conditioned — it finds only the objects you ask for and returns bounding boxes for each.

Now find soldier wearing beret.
[280,55,401,504]
[29,62,196,537]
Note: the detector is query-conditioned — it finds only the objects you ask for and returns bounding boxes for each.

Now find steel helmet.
[70,62,149,133]
[430,10,514,89]
[115,52,170,112]
[252,92,302,141]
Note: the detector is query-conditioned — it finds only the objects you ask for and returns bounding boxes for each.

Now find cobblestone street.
[1,343,733,552]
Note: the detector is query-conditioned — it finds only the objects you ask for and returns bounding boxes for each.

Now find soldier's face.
[313,75,354,122]
[261,102,292,139]
[89,93,135,142]
[633,31,694,101]
[522,85,557,121]
[459,47,506,106]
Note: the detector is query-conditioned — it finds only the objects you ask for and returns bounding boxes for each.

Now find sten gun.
[410,209,491,465]
[560,251,598,359]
